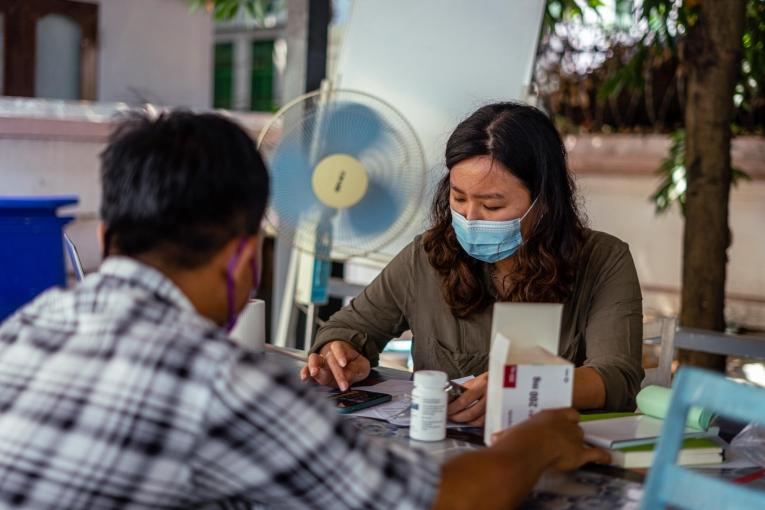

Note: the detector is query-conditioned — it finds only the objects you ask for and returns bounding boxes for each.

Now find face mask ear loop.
[250,255,260,298]
[519,197,538,222]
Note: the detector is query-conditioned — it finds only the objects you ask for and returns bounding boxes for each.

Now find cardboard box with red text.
[484,304,573,445]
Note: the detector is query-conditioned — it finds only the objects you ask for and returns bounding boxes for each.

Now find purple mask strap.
[251,256,260,295]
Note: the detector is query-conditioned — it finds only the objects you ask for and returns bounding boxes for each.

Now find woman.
[300,102,643,425]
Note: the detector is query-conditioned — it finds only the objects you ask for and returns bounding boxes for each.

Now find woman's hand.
[299,340,371,391]
[447,371,488,426]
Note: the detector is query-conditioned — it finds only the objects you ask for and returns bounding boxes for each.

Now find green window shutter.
[250,40,274,112]
[213,42,234,109]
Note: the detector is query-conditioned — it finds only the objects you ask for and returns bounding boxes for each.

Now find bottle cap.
[413,370,448,389]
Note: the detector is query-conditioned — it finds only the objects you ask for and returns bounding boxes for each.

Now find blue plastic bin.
[0,196,78,322]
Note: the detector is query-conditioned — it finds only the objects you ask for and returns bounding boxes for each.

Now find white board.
[334,0,545,264]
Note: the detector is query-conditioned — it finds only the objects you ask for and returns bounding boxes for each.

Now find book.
[580,412,717,449]
[606,438,723,469]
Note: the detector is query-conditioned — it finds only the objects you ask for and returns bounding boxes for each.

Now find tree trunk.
[678,0,746,370]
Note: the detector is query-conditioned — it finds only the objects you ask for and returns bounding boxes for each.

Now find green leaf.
[651,129,686,216]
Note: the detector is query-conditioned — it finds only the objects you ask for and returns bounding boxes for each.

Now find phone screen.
[327,389,391,413]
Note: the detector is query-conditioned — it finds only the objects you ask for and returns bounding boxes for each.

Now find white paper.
[490,303,563,355]
[345,378,473,428]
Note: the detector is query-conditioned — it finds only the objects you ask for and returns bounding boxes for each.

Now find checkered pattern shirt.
[0,257,440,509]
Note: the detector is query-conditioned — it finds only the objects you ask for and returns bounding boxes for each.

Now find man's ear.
[97,222,107,258]
[219,235,260,281]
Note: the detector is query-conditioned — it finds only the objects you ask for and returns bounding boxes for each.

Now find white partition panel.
[334,0,545,267]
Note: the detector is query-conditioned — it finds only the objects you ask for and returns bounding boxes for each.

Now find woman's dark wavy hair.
[423,102,586,318]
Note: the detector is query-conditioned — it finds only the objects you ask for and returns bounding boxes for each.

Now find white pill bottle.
[409,370,448,441]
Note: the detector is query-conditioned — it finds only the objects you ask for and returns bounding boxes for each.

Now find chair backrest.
[642,367,765,510]
[642,316,677,388]
[63,233,86,282]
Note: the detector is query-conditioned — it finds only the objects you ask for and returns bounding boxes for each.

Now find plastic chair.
[63,232,86,281]
[642,316,677,388]
[642,367,765,510]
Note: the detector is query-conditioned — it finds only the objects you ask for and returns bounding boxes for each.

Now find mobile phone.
[327,389,392,414]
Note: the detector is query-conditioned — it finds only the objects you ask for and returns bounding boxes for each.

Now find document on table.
[347,376,475,428]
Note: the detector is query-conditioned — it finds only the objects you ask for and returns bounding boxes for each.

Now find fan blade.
[269,132,323,231]
[314,101,387,157]
[335,178,403,241]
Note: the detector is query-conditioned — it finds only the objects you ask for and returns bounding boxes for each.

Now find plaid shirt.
[0,257,439,509]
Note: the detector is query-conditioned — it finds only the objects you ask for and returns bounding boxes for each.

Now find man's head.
[99,111,270,325]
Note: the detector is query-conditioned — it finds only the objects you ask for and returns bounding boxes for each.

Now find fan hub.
[311,154,369,209]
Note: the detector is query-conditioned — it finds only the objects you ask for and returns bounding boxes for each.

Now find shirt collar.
[98,256,197,312]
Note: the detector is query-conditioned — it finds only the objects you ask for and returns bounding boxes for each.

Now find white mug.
[229,299,266,352]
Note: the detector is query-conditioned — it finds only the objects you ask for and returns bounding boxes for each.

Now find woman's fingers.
[324,351,351,391]
[300,353,338,387]
[306,353,325,377]
[329,341,352,367]
[447,385,484,415]
[449,396,486,424]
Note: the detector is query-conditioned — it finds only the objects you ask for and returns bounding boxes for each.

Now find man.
[0,111,608,509]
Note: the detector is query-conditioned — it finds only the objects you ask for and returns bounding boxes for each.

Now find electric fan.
[257,84,427,348]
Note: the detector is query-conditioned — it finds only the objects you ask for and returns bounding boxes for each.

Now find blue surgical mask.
[450,200,536,263]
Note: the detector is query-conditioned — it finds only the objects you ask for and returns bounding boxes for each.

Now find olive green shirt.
[314,229,644,411]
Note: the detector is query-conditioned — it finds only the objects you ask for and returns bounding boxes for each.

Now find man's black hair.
[100,110,270,268]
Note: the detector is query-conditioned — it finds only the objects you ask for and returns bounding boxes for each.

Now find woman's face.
[449,155,532,221]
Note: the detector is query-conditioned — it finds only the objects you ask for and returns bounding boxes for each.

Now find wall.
[92,0,212,107]
[571,134,765,329]
[2,113,763,330]
[579,175,765,329]
[0,110,272,273]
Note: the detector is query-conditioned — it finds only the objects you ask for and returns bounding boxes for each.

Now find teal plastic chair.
[642,367,765,510]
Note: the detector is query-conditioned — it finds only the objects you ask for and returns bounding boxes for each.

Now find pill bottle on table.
[409,370,448,442]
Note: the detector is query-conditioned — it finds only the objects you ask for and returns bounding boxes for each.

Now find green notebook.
[607,438,722,469]
[580,412,722,468]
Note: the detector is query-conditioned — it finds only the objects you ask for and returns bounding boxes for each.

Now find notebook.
[580,413,716,449]
[606,437,723,469]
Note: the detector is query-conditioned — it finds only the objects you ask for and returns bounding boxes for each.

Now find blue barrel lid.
[0,195,79,212]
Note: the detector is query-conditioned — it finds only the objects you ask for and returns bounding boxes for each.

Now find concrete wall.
[1,112,763,330]
[579,175,765,329]
[568,133,765,329]
[0,111,272,273]
[93,0,213,107]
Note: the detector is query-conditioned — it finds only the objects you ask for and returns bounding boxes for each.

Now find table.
[263,346,765,509]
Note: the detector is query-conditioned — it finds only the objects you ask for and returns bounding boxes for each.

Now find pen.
[446,381,468,402]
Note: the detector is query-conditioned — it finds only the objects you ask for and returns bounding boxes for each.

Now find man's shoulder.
[0,272,238,372]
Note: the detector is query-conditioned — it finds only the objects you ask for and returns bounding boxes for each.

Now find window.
[250,40,274,111]
[213,42,234,109]
[0,0,98,99]
[35,14,82,99]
